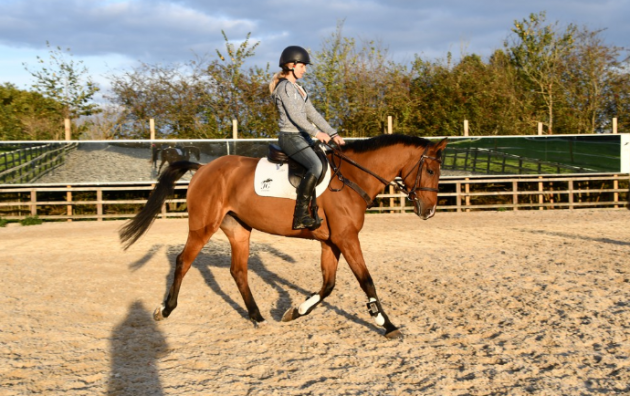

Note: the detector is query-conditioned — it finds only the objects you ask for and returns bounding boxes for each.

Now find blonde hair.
[268,67,292,94]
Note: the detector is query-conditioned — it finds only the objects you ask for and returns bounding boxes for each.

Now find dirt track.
[1,210,629,395]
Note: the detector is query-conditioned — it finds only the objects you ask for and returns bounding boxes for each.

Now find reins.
[323,142,442,207]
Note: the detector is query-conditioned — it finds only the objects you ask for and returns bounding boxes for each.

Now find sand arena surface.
[1,210,629,395]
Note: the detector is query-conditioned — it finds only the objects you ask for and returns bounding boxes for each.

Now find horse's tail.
[119,161,202,250]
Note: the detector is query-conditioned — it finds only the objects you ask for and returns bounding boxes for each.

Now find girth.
[267,144,329,188]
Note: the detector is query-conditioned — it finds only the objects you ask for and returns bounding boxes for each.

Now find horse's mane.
[341,134,432,154]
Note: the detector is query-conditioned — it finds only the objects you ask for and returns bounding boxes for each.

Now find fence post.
[66,187,73,221]
[456,181,462,212]
[512,181,518,211]
[463,120,469,137]
[65,129,72,221]
[538,122,543,135]
[538,176,544,210]
[232,119,238,140]
[465,179,470,212]
[568,180,574,210]
[96,189,103,221]
[613,118,619,207]
[64,118,71,141]
[30,189,37,216]
[150,118,156,140]
[386,116,396,212]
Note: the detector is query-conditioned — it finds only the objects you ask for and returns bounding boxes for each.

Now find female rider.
[269,45,345,230]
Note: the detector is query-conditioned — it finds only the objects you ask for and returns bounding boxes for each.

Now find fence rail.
[442,147,594,175]
[0,173,627,221]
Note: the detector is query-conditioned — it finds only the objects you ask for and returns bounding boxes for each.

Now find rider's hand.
[332,135,346,146]
[315,131,331,143]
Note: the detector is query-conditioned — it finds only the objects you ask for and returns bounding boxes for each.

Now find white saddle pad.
[254,158,331,200]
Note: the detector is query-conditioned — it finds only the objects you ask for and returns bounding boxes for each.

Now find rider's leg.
[278,132,323,230]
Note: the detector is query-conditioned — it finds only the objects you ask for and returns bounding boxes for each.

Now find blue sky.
[1,0,628,96]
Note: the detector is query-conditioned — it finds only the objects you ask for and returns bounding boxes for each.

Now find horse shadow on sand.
[130,240,379,332]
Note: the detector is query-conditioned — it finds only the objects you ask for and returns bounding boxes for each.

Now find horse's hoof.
[281,307,300,322]
[252,320,267,328]
[385,329,403,339]
[153,305,166,321]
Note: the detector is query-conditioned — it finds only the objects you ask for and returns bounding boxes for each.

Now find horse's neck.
[342,146,412,193]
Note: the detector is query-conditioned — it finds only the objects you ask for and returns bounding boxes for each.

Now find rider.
[269,45,345,230]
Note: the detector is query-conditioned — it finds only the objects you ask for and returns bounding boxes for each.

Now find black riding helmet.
[279,45,311,67]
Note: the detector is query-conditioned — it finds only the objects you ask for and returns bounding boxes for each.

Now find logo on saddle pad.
[254,159,331,200]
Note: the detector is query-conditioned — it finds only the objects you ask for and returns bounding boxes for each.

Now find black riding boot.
[292,173,320,230]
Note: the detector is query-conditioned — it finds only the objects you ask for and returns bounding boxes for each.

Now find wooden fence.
[0,143,77,184]
[0,173,627,221]
[443,147,593,175]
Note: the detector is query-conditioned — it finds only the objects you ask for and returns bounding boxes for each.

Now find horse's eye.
[427,169,434,176]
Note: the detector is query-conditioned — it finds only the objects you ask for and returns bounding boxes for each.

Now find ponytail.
[269,65,292,94]
[269,71,283,94]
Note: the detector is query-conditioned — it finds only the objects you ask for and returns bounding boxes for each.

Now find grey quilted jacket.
[272,79,337,138]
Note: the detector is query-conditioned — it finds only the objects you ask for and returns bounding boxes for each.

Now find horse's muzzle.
[414,200,436,220]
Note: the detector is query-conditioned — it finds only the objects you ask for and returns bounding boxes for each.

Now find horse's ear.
[432,138,448,159]
[434,138,448,150]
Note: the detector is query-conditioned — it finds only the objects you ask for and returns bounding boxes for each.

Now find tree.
[306,19,354,127]
[559,27,629,133]
[23,42,100,138]
[203,31,274,137]
[308,21,416,137]
[107,32,274,139]
[77,105,127,140]
[107,59,216,138]
[506,12,576,134]
[0,83,64,140]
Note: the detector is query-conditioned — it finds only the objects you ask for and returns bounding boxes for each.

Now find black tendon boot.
[292,173,320,230]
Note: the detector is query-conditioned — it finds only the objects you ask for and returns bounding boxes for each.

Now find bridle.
[324,143,442,207]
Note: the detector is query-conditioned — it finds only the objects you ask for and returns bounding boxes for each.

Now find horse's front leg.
[337,235,401,339]
[282,241,340,322]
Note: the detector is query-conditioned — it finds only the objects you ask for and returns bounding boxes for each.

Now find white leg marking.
[298,294,321,315]
[369,298,386,326]
[153,304,166,321]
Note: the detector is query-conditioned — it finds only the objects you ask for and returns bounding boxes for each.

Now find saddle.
[267,144,329,188]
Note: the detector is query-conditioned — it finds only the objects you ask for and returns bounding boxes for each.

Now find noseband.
[326,143,442,206]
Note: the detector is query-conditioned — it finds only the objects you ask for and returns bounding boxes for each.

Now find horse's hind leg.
[155,226,216,321]
[282,241,340,322]
[220,214,265,323]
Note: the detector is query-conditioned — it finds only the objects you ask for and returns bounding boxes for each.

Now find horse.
[120,134,448,338]
[157,147,190,173]
[150,143,163,168]
[182,146,201,162]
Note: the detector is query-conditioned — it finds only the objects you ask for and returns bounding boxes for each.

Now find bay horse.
[120,134,448,338]
[156,146,201,172]
[157,147,190,173]
[183,146,201,162]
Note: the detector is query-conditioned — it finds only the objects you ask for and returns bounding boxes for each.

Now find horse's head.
[400,138,448,220]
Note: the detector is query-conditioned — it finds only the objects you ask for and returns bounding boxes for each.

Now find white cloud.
[1,0,627,90]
